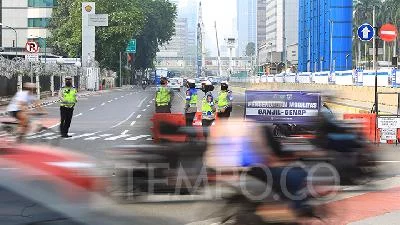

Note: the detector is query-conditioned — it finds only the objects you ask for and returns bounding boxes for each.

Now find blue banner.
[245,91,321,124]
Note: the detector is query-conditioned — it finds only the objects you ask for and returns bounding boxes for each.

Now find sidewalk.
[0,89,112,116]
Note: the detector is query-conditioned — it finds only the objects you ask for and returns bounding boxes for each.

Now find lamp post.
[0,23,17,58]
[346,54,350,70]
[56,58,64,94]
[75,61,81,90]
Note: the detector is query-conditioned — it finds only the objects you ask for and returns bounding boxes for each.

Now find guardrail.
[230,69,400,88]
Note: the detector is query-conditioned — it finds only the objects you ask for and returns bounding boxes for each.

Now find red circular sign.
[379,23,398,42]
[25,41,39,53]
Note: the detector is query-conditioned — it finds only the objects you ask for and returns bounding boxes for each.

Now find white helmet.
[205,80,212,86]
[187,79,195,84]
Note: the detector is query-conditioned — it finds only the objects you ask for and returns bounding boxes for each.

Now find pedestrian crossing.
[26,132,152,142]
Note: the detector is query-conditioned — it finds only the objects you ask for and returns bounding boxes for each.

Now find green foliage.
[48,0,176,71]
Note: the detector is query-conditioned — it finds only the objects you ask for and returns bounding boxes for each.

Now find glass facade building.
[298,0,353,72]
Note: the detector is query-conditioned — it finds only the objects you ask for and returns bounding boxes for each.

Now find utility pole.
[215,21,222,77]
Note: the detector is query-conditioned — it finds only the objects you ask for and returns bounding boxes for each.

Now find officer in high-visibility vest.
[59,76,77,138]
[216,81,233,119]
[155,77,172,113]
[201,81,216,138]
[185,79,198,126]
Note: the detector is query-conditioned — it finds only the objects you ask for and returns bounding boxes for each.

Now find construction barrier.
[151,113,187,143]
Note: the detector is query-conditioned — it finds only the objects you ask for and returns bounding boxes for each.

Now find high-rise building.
[298,0,352,72]
[256,0,266,49]
[261,0,299,64]
[1,0,56,54]
[157,18,188,58]
[237,0,257,57]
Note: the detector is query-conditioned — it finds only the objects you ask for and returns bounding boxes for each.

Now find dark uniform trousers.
[60,106,74,135]
[156,105,171,113]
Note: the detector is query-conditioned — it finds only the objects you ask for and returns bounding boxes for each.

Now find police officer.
[155,77,172,113]
[185,79,198,126]
[216,81,233,119]
[59,76,77,138]
[201,81,216,138]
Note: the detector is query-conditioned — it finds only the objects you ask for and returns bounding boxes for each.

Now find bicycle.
[0,112,60,146]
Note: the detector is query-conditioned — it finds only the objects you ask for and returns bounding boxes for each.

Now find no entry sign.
[379,23,398,42]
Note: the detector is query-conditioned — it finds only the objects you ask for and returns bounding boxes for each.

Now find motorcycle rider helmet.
[221,81,229,91]
[187,79,196,89]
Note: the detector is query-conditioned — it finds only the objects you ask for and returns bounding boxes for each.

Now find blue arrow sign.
[358,23,374,41]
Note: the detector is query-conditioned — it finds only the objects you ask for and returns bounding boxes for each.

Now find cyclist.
[6,83,45,138]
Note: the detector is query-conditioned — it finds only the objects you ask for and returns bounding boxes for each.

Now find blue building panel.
[298,0,353,72]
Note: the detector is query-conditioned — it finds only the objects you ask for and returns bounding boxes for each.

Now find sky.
[177,0,237,56]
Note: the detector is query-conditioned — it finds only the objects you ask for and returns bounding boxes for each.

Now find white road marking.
[142,109,147,112]
[108,100,113,103]
[90,107,96,111]
[101,103,105,106]
[99,134,113,137]
[125,135,151,141]
[70,132,97,140]
[26,132,55,139]
[138,97,148,107]
[74,113,83,118]
[146,138,153,141]
[121,130,129,135]
[136,114,141,119]
[121,96,124,98]
[130,121,136,126]
[152,98,155,100]
[147,105,150,107]
[105,134,130,141]
[43,135,60,140]
[115,98,118,100]
[111,111,136,128]
[149,101,153,104]
[47,103,53,106]
[84,136,101,140]
[49,123,61,129]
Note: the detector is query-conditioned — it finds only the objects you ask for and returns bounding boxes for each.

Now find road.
[3,86,400,225]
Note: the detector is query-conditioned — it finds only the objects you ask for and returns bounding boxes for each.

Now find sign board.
[245,91,321,124]
[369,48,384,56]
[88,14,108,26]
[25,54,39,62]
[381,128,397,140]
[358,23,374,41]
[25,41,39,53]
[126,39,136,53]
[379,23,398,42]
[378,117,400,129]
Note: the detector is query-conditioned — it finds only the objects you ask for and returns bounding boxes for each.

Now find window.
[28,18,50,28]
[28,0,57,7]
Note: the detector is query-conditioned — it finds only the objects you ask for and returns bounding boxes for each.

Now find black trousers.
[202,119,214,138]
[218,107,232,119]
[60,106,74,135]
[156,105,171,113]
[185,112,196,126]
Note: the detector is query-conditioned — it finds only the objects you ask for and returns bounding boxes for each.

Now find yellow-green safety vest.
[202,96,215,120]
[60,87,77,108]
[218,91,229,108]
[156,87,171,106]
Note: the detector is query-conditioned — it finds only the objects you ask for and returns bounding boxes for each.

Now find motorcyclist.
[216,81,233,119]
[201,81,216,138]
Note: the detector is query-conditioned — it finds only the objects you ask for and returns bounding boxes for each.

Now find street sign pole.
[119,51,122,87]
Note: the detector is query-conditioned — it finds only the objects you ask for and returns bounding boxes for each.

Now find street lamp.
[329,20,334,72]
[75,61,82,90]
[56,58,64,91]
[0,23,18,58]
[269,42,273,63]
[346,54,350,70]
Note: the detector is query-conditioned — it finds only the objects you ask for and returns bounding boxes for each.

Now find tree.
[245,42,256,57]
[48,0,176,72]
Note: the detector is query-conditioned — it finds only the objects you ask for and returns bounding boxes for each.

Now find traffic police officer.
[59,76,77,138]
[201,81,216,138]
[155,77,172,113]
[185,79,198,126]
[216,81,233,118]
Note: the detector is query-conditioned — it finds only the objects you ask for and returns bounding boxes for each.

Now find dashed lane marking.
[26,132,55,139]
[138,97,148,108]
[142,109,147,112]
[130,121,136,126]
[126,135,151,141]
[147,105,150,107]
[111,111,136,128]
[90,107,96,111]
[101,103,106,106]
[136,114,142,119]
[105,134,130,141]
[69,132,98,140]
[122,130,129,135]
[73,113,83,118]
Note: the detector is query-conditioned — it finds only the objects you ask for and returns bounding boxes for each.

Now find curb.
[0,91,102,117]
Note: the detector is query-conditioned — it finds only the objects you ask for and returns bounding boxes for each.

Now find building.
[287,43,298,65]
[298,0,352,72]
[256,0,266,49]
[261,0,299,64]
[1,0,55,55]
[157,18,188,58]
[237,0,257,57]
